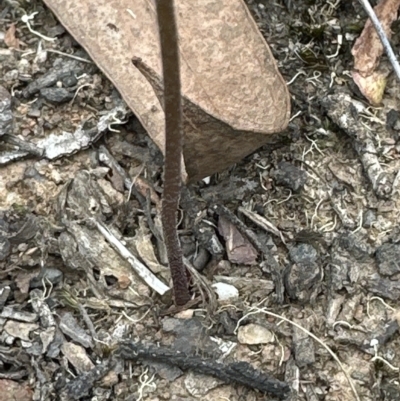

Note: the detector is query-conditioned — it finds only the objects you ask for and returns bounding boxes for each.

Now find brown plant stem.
[156,0,190,305]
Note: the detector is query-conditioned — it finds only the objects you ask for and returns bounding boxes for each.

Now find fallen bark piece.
[62,361,113,400]
[42,0,290,181]
[117,341,290,398]
[61,342,95,374]
[322,93,392,199]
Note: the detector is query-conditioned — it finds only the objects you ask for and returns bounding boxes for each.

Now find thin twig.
[117,341,290,398]
[93,219,170,296]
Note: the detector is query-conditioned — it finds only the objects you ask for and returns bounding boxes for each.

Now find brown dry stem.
[156,0,190,305]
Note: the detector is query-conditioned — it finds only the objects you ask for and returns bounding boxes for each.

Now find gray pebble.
[40,87,73,104]
[376,243,400,276]
[272,161,307,192]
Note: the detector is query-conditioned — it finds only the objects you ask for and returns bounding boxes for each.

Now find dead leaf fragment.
[218,216,258,265]
[352,0,400,75]
[4,24,19,49]
[352,69,388,105]
[351,0,400,104]
[42,0,290,181]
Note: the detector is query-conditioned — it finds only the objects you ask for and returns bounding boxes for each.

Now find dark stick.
[156,0,190,305]
[117,341,290,399]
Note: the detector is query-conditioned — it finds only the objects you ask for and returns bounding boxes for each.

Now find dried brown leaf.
[351,0,400,104]
[218,216,258,265]
[42,0,290,181]
[352,69,389,105]
[4,24,19,49]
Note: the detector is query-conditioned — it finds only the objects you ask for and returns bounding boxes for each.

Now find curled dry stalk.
[156,0,190,305]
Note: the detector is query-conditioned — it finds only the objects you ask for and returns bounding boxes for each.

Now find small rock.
[284,260,321,302]
[212,282,239,302]
[3,69,18,84]
[40,87,73,104]
[181,235,196,257]
[184,371,223,397]
[289,243,318,264]
[101,370,119,387]
[27,108,41,118]
[381,382,400,400]
[363,209,376,228]
[61,342,95,374]
[376,243,400,276]
[338,234,372,261]
[0,306,38,323]
[111,323,129,340]
[61,73,78,87]
[0,379,33,401]
[162,317,220,356]
[149,362,183,382]
[193,247,210,271]
[17,243,28,252]
[45,24,66,38]
[367,275,400,300]
[386,109,400,130]
[59,313,93,348]
[237,323,274,344]
[24,166,44,181]
[4,320,39,341]
[23,340,42,356]
[218,311,237,335]
[175,309,194,319]
[271,161,307,192]
[194,222,224,257]
[30,267,63,289]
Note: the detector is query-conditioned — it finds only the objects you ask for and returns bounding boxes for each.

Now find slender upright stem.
[155,0,190,305]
